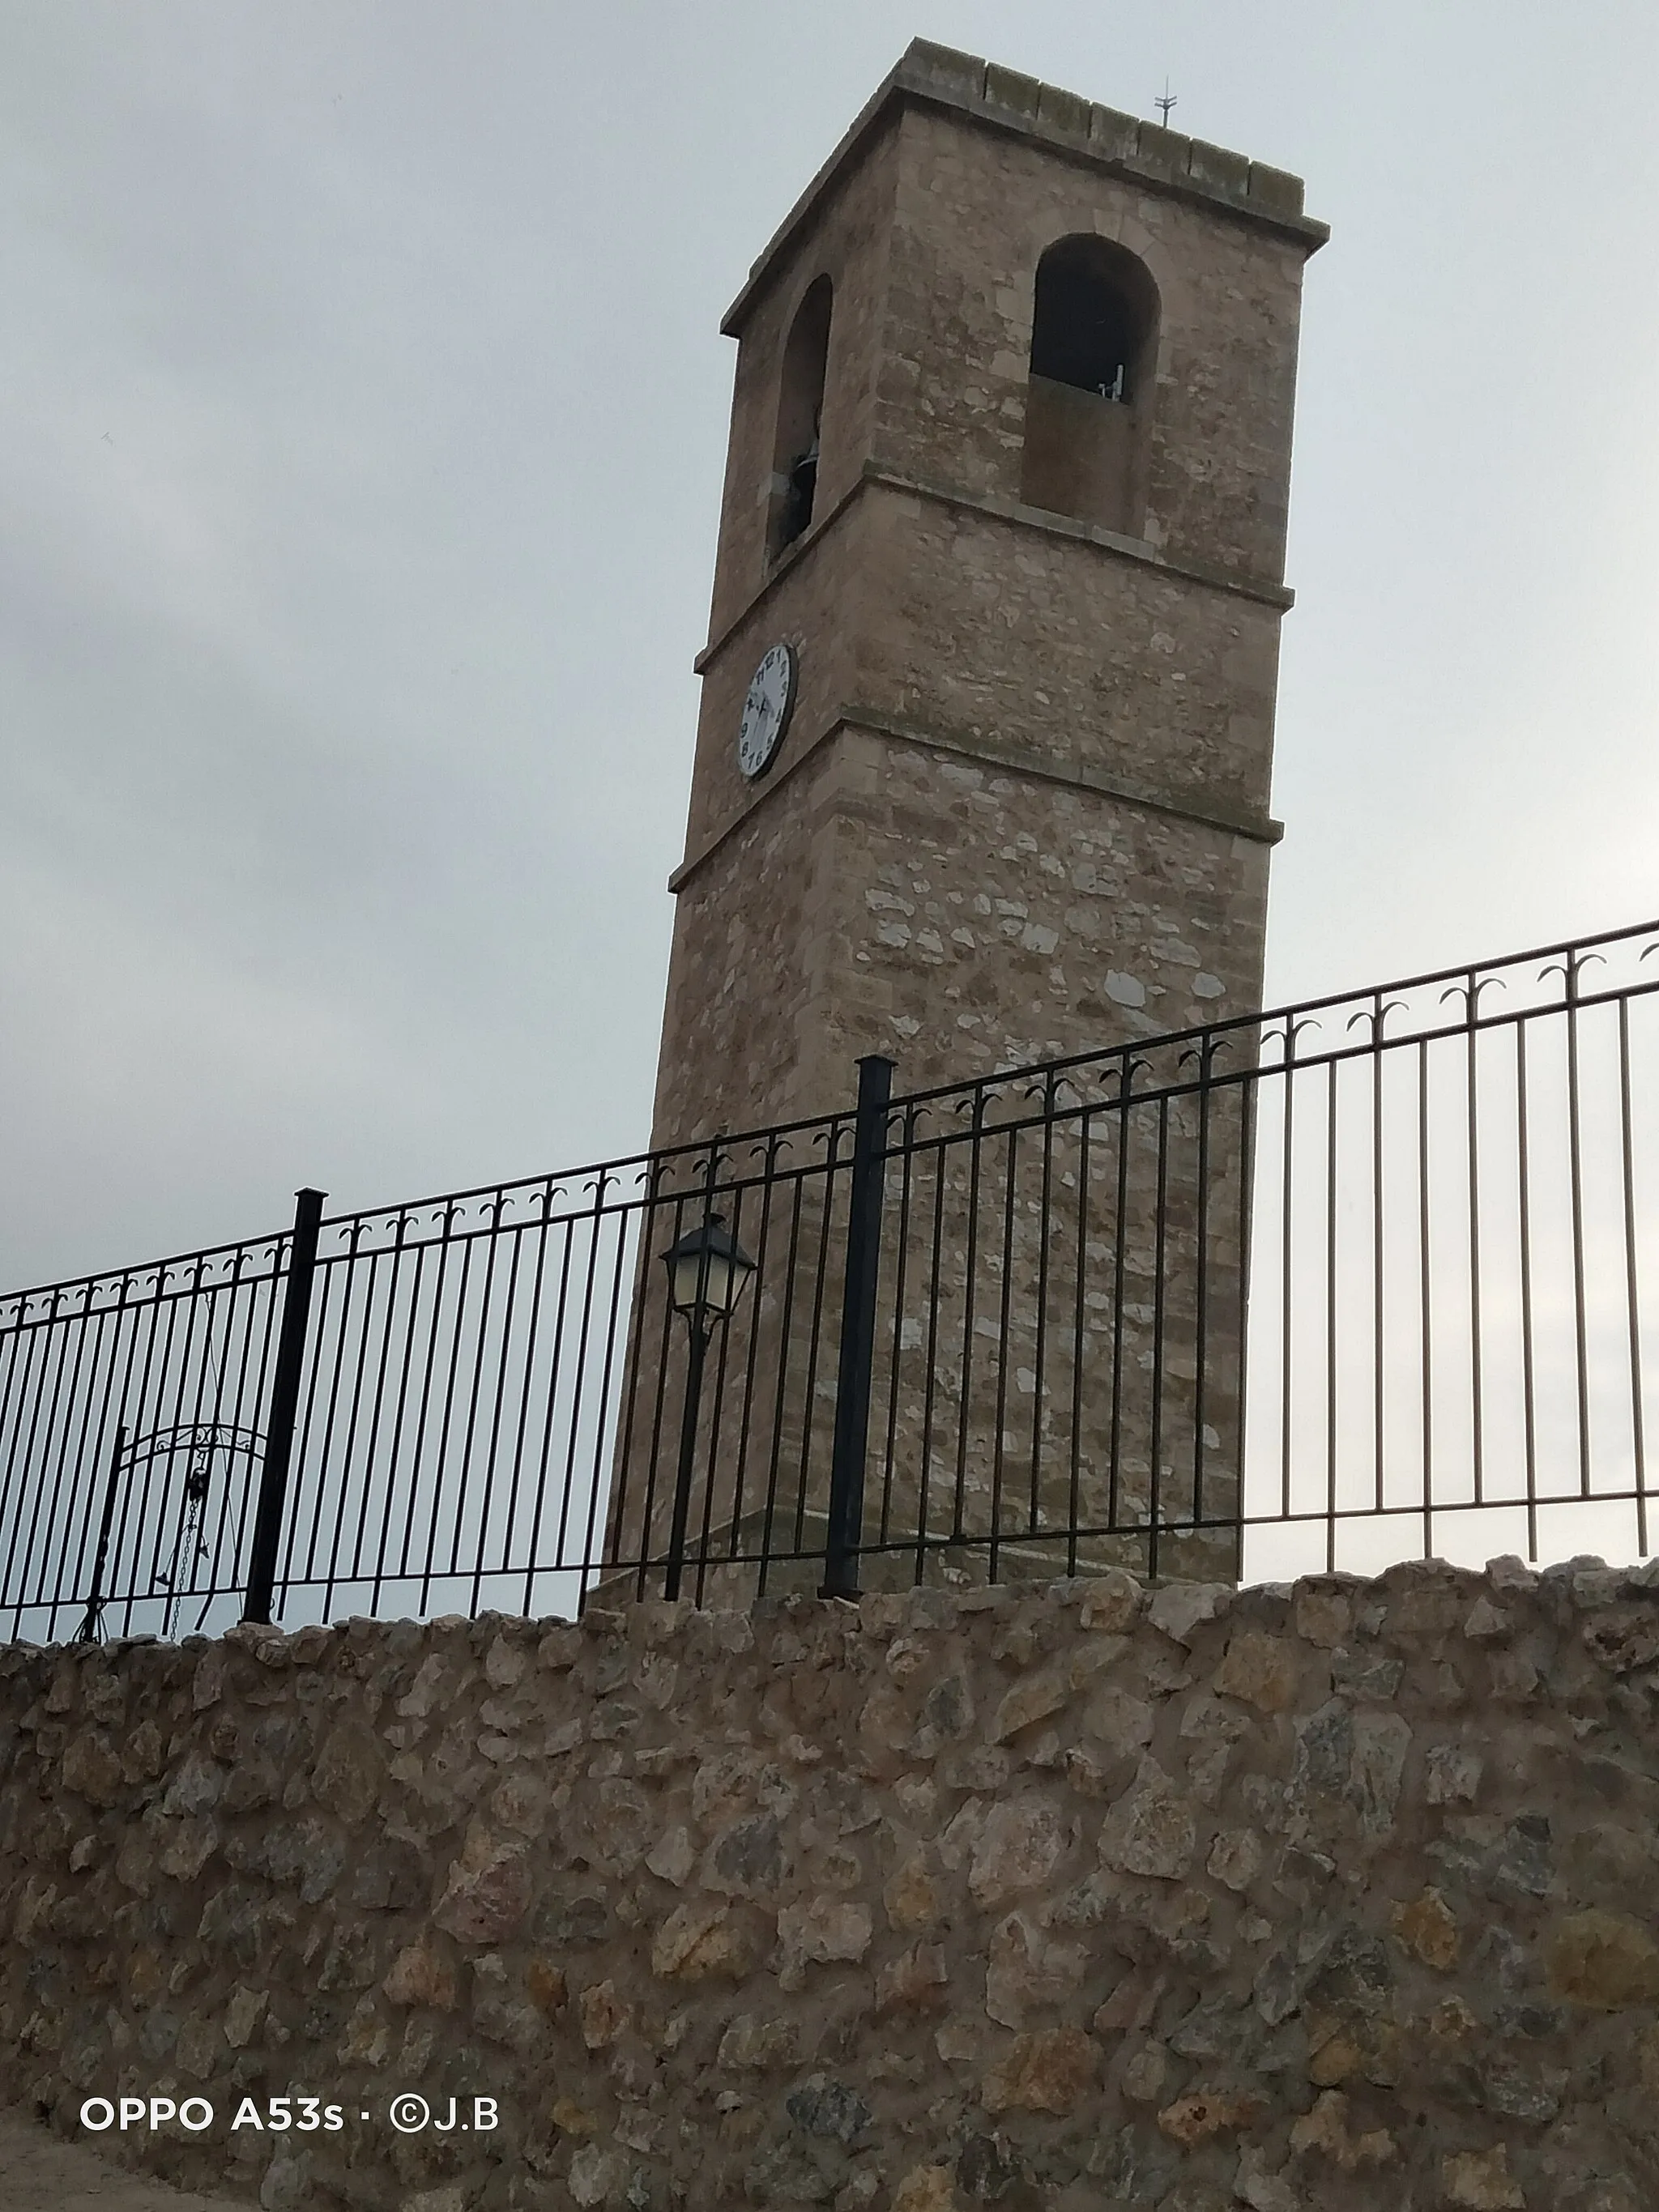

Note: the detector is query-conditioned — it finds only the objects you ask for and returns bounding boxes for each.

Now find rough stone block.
[1131,121,1191,177]
[983,65,1043,122]
[1187,139,1251,198]
[899,39,985,103]
[1247,160,1306,215]
[1089,104,1141,160]
[1036,83,1091,142]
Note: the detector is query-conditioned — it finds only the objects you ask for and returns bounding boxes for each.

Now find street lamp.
[660,1212,757,1600]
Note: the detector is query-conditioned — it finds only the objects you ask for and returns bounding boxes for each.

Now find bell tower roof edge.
[721,39,1328,339]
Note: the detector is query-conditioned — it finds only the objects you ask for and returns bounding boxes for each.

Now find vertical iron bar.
[1192,1042,1213,1545]
[793,1129,844,1565]
[1565,960,1593,1497]
[467,1196,522,1612]
[1234,1069,1258,1575]
[241,1187,326,1626]
[821,1054,894,1601]
[506,1185,559,1608]
[1465,977,1486,1506]
[915,1129,949,1583]
[1147,1094,1171,1581]
[1030,1079,1057,1539]
[694,1181,746,1605]
[1279,1035,1297,1524]
[755,1168,808,1592]
[987,1124,1020,1583]
[1371,1002,1386,1520]
[1619,995,1648,1556]
[66,1300,126,1638]
[1067,1106,1094,1579]
[879,1106,916,1558]
[1107,1059,1134,1538]
[663,1320,709,1602]
[74,1424,126,1644]
[726,1149,781,1573]
[955,1094,988,1556]
[1418,1040,1434,1559]
[1336,1052,1345,1575]
[576,1178,636,1606]
[1516,1022,1539,1560]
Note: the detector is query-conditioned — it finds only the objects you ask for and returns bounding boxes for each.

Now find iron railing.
[5,914,1659,1641]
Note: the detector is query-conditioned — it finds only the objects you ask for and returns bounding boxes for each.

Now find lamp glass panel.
[669,1249,742,1316]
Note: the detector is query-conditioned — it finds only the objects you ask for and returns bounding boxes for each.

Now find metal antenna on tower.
[1156,79,1177,126]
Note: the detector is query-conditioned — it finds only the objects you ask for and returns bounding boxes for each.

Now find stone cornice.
[666,707,1282,897]
[694,464,1294,681]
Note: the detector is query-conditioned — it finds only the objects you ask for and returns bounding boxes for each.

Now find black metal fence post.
[73,1422,127,1644]
[241,1187,326,1626]
[822,1055,894,1599]
[663,1319,710,1603]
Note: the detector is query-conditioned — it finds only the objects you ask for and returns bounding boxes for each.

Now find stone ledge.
[665,705,1282,900]
[693,462,1295,688]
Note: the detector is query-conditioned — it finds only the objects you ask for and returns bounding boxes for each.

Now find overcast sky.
[2,0,1657,1291]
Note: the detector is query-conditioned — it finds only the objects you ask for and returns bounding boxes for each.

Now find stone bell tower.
[648,40,1325,1152]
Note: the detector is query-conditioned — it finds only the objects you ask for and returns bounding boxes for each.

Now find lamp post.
[660,1212,757,1600]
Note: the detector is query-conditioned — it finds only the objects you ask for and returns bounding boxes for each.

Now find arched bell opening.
[770,275,833,560]
[1020,236,1158,535]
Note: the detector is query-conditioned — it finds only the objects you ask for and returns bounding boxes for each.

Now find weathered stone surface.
[1350,1711,1410,1838]
[1427,1742,1483,1805]
[158,1816,218,1882]
[60,1729,124,1805]
[890,2167,957,2212]
[1289,2091,1395,2169]
[912,1673,975,1757]
[989,1668,1069,1743]
[1148,1583,1230,1647]
[1233,2146,1301,2211]
[885,1850,942,1933]
[1583,1605,1659,1673]
[704,1811,787,1896]
[778,1897,872,1983]
[578,1976,632,2048]
[5,1558,1659,2212]
[1083,1684,1156,1761]
[717,2014,800,2071]
[161,1751,224,1818]
[1290,1699,1353,1806]
[1213,1630,1297,1712]
[382,1937,458,2010]
[786,2074,872,2145]
[650,1900,757,1981]
[1546,1910,1659,2008]
[431,1828,532,1945]
[568,2143,625,2208]
[1079,1571,1141,1634]
[876,1941,950,2015]
[968,1796,1070,1905]
[983,1912,1084,2027]
[1157,2087,1268,2142]
[224,1982,267,2047]
[310,1722,385,1829]
[1207,1827,1262,1893]
[1099,1758,1196,1879]
[1442,2145,1525,2209]
[1393,1888,1460,1971]
[981,2026,1097,2115]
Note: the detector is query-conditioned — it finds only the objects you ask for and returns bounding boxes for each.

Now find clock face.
[736,642,797,780]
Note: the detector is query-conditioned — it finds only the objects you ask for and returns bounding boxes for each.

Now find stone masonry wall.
[10,1558,1659,2210]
